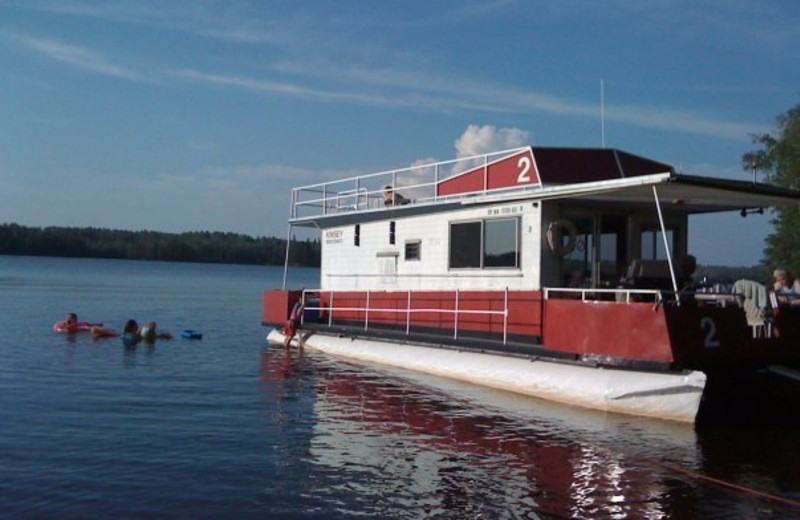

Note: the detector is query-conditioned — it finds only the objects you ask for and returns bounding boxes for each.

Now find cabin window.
[641,227,676,260]
[450,222,482,268]
[562,213,626,287]
[449,218,519,269]
[354,224,360,247]
[484,218,519,268]
[405,240,421,261]
[389,221,396,245]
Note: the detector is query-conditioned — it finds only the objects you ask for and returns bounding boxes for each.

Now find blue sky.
[1,1,798,266]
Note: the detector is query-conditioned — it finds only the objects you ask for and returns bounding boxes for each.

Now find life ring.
[546,218,577,256]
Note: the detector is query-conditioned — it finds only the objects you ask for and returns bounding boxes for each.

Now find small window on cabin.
[449,221,482,268]
[405,240,421,261]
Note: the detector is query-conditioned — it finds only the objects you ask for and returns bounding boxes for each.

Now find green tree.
[743,104,800,275]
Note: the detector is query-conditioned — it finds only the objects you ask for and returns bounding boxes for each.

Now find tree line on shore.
[0,223,320,267]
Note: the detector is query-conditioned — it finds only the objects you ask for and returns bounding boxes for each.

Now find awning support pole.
[281,190,295,290]
[281,223,292,290]
[652,186,679,298]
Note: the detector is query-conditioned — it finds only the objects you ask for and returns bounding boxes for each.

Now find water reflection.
[258,346,800,519]
[297,351,690,518]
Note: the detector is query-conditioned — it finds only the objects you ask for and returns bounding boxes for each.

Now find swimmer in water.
[54,312,101,333]
[122,319,142,347]
[140,321,173,342]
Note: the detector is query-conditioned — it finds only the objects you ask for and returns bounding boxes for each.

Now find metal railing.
[289,147,533,220]
[298,286,680,345]
[300,288,511,344]
[296,286,772,344]
[543,287,664,303]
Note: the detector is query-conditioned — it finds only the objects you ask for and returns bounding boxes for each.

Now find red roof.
[532,147,674,185]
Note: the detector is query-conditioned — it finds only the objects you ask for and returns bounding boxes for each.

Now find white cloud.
[454,125,531,158]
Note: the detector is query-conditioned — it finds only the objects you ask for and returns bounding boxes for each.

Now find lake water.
[1,255,799,519]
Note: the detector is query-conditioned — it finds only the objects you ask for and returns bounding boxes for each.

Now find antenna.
[600,78,605,148]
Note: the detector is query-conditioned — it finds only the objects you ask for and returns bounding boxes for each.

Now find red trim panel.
[437,149,539,197]
[263,290,302,326]
[543,300,674,362]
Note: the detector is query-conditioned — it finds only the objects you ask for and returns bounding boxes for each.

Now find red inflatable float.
[53,321,94,333]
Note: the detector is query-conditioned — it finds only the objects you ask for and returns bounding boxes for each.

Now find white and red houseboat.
[263,146,800,423]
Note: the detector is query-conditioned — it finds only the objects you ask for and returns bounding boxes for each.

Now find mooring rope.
[655,460,800,510]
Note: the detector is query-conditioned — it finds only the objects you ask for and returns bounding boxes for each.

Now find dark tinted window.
[449,221,481,268]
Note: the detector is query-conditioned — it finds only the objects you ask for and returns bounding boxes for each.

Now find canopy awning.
[467,172,800,214]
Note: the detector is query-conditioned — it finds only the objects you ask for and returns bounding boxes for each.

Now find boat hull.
[266,329,706,423]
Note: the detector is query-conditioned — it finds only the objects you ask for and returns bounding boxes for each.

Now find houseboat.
[263,146,800,423]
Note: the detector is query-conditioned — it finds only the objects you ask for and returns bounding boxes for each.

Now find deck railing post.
[328,291,334,327]
[434,164,439,202]
[392,171,398,207]
[364,291,370,331]
[322,185,327,215]
[281,223,292,291]
[483,155,489,194]
[406,290,412,335]
[454,289,460,340]
[503,287,509,345]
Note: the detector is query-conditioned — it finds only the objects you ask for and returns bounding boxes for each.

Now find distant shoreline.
[0,222,320,267]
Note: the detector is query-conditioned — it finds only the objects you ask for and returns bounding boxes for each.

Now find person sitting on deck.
[772,269,800,305]
[675,254,697,292]
[382,185,409,206]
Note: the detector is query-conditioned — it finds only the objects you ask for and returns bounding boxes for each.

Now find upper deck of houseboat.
[286,146,798,228]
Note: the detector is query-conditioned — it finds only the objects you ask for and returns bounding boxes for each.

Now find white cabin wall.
[320,202,543,292]
[539,203,563,287]
[521,202,542,291]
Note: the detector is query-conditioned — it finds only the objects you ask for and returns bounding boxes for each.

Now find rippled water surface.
[1,255,800,519]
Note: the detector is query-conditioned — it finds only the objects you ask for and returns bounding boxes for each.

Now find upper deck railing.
[289,147,534,220]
